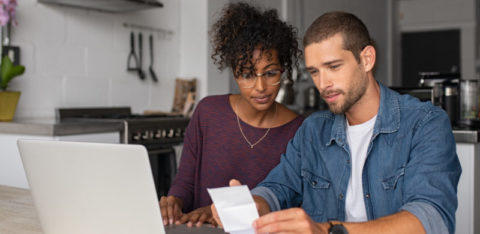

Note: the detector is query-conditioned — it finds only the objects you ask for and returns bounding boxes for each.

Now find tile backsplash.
[9,0,181,119]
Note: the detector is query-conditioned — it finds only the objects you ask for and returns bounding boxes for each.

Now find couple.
[163,3,461,234]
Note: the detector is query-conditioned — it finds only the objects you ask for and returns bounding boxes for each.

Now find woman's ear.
[360,45,376,73]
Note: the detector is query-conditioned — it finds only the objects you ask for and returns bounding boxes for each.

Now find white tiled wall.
[9,0,182,118]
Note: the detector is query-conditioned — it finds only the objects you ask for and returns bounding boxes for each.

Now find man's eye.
[330,64,340,70]
[308,70,318,76]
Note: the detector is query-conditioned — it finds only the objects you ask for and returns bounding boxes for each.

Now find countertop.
[0,118,479,143]
[0,185,225,234]
[0,118,124,136]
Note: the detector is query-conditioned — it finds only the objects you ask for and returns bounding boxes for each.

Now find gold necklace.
[235,99,277,149]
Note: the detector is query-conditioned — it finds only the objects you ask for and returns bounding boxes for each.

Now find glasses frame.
[237,68,285,89]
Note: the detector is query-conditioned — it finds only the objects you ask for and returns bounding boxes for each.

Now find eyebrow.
[322,59,343,66]
[306,59,343,71]
[263,63,280,70]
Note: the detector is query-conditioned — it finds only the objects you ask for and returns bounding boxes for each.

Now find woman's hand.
[159,195,183,225]
[177,205,217,227]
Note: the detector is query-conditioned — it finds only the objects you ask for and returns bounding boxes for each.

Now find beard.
[321,74,368,115]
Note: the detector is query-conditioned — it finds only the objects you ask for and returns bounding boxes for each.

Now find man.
[212,11,461,234]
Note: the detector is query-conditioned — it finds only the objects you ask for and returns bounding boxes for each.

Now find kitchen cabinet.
[0,119,122,189]
[456,141,480,234]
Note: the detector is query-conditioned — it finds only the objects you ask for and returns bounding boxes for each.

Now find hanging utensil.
[137,32,146,80]
[149,34,158,82]
[127,32,139,72]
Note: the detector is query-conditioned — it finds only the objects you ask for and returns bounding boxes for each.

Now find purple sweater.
[168,94,304,212]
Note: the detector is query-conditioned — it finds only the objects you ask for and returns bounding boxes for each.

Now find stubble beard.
[323,74,368,115]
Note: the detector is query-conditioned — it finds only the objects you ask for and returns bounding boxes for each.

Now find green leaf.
[0,56,25,91]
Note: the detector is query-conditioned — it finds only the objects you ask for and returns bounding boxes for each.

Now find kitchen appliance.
[38,0,163,13]
[418,72,460,126]
[57,107,190,198]
[459,79,480,128]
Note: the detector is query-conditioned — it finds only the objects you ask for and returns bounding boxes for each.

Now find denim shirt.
[252,82,461,234]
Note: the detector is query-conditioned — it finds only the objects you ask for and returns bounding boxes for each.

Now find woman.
[160,2,303,227]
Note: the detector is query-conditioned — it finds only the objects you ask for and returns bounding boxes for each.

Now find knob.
[167,129,174,138]
[142,131,150,140]
[132,132,141,141]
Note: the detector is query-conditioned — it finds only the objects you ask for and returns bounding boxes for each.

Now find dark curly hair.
[210,2,301,81]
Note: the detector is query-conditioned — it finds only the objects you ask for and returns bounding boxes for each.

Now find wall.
[10,0,182,119]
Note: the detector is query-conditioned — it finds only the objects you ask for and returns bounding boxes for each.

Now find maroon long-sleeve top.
[168,94,304,212]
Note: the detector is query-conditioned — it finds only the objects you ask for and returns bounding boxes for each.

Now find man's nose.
[314,71,332,92]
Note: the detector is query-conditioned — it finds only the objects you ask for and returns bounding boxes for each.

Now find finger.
[254,208,306,229]
[211,204,223,228]
[188,212,200,223]
[159,197,169,226]
[196,213,209,227]
[166,197,178,225]
[177,212,192,224]
[229,179,242,186]
[174,202,183,220]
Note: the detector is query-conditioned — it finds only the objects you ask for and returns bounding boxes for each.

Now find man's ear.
[360,45,376,73]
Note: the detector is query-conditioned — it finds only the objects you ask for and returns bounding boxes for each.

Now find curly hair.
[210,2,301,81]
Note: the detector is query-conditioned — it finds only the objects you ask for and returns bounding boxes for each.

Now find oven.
[57,107,190,199]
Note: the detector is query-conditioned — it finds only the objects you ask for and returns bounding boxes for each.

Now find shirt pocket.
[301,170,331,221]
[381,166,405,190]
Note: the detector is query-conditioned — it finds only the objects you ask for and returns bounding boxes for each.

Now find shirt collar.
[327,81,400,146]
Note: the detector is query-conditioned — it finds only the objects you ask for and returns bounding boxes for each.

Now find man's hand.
[211,179,242,227]
[252,208,329,234]
[176,205,217,227]
[211,179,272,228]
[159,195,183,226]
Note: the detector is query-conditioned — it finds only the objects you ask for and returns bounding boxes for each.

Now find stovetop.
[56,107,190,145]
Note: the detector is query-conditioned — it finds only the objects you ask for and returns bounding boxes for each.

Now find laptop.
[17,139,225,234]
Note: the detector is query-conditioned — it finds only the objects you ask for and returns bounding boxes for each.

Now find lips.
[322,92,341,103]
[252,95,271,104]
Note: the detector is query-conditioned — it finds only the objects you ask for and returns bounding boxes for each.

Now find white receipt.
[207,185,259,234]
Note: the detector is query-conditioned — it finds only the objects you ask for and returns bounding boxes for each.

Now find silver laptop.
[17,139,166,234]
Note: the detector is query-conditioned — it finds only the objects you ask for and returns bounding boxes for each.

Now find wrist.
[328,221,349,234]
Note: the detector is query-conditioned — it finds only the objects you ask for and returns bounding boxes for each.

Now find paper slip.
[207,185,259,234]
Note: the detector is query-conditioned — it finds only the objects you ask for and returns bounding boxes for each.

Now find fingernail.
[163,219,167,226]
[169,219,173,225]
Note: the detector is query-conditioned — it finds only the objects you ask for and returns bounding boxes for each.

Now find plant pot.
[0,91,20,121]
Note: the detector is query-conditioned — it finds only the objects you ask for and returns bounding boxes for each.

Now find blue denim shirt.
[252,82,461,234]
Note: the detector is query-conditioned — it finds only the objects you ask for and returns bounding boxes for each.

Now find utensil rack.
[123,22,174,39]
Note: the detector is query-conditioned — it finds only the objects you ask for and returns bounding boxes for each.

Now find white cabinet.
[455,143,480,234]
[0,132,119,189]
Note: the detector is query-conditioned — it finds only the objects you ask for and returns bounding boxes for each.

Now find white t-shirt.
[345,115,377,222]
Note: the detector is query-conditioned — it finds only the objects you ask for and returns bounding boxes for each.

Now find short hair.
[303,11,372,63]
[210,2,301,80]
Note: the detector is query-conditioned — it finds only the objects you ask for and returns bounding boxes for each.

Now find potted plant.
[0,55,24,121]
[0,0,23,121]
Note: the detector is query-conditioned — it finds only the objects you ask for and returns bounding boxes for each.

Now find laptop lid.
[17,139,165,234]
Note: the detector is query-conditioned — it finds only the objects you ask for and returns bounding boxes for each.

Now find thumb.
[229,179,242,186]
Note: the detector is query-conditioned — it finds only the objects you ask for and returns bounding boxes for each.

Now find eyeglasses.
[237,69,284,88]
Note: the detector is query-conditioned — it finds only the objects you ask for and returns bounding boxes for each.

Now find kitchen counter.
[452,129,480,144]
[0,185,225,234]
[0,118,124,136]
[1,119,478,143]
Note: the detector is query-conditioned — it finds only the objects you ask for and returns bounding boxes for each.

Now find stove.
[57,107,190,198]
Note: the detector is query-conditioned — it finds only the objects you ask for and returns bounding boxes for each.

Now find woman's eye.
[241,73,253,79]
[265,70,280,77]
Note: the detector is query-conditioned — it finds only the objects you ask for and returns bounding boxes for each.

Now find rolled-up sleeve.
[251,186,281,212]
[401,201,448,234]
